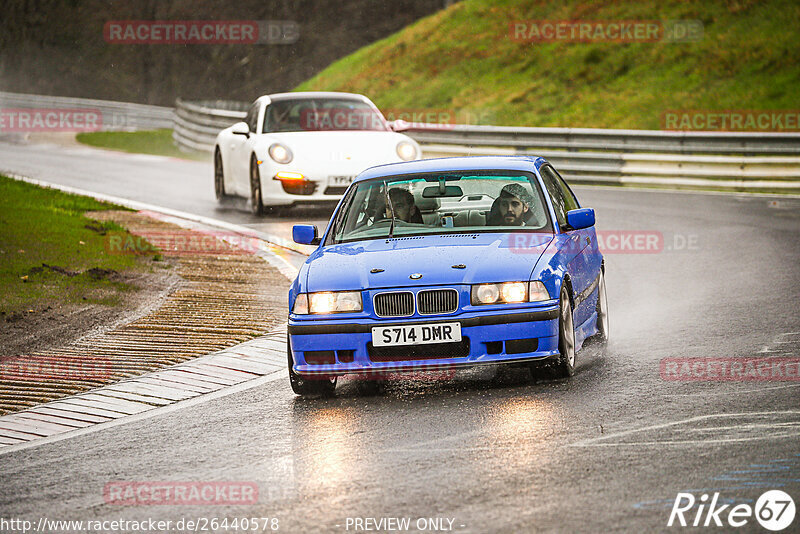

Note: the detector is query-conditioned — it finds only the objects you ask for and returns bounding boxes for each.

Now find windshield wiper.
[383,181,396,238]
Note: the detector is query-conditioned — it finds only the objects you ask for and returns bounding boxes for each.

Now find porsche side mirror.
[231,121,250,138]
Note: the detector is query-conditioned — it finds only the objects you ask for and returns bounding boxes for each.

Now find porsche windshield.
[263,98,388,133]
[331,172,553,243]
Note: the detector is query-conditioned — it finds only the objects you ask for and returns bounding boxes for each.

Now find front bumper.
[259,159,404,206]
[288,305,560,376]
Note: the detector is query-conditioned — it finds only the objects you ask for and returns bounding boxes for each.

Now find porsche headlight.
[293,291,363,314]
[471,281,550,305]
[269,143,293,164]
[396,141,418,161]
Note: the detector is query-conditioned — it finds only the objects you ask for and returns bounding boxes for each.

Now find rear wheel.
[288,340,336,397]
[593,270,609,344]
[214,147,228,201]
[249,155,264,215]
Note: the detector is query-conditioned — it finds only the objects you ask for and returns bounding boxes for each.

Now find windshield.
[262,98,388,133]
[330,171,553,244]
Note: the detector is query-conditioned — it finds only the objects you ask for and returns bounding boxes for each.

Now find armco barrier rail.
[173,98,800,191]
[2,92,798,191]
[172,98,247,152]
[0,91,173,131]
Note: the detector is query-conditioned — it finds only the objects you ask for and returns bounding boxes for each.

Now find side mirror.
[231,121,250,138]
[293,224,321,245]
[565,208,595,230]
[389,119,409,132]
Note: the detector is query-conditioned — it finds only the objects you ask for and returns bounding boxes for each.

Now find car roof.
[354,156,548,183]
[257,92,371,104]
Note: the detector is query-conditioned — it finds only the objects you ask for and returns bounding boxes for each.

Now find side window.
[539,165,568,229]
[552,167,579,212]
[245,103,260,133]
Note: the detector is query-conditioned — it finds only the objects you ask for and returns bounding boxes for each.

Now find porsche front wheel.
[214,148,229,201]
[249,155,264,215]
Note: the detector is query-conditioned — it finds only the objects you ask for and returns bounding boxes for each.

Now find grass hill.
[296,0,800,129]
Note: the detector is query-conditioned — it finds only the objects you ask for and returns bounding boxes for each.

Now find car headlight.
[528,281,550,302]
[293,291,363,314]
[269,143,293,164]
[471,281,550,305]
[396,141,417,161]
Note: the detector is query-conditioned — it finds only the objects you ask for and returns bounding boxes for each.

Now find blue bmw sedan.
[287,156,608,396]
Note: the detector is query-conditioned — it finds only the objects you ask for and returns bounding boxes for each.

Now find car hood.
[256,130,415,164]
[303,233,554,292]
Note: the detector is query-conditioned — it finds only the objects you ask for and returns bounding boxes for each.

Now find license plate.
[372,322,462,347]
[328,175,354,187]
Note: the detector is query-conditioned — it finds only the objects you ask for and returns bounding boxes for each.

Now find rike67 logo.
[668,490,795,531]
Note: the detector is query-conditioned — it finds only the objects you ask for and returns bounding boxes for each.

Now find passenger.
[487,183,534,226]
[385,188,423,223]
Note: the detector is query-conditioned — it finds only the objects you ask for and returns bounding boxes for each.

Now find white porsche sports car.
[213,92,421,213]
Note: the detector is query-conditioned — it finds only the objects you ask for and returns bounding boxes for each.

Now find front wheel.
[532,285,576,380]
[288,340,336,397]
[214,147,228,201]
[249,155,264,215]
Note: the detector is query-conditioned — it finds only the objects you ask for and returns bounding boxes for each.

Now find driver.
[492,183,533,226]
[384,188,423,223]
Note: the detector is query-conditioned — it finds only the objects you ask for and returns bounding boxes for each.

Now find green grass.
[76,129,209,161]
[0,175,162,315]
[296,0,800,129]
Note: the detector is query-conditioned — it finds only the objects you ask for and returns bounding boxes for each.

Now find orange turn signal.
[274,171,305,181]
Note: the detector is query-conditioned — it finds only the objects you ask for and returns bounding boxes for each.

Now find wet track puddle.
[570,410,800,447]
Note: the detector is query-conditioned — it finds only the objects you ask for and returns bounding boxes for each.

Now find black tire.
[593,269,609,345]
[214,147,228,201]
[249,155,264,215]
[288,340,336,397]
[355,377,387,396]
[532,284,576,380]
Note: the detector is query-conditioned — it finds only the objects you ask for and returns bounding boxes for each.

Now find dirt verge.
[0,210,289,415]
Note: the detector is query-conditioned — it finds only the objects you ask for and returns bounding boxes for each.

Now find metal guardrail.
[3,92,798,191]
[173,98,800,191]
[401,124,800,156]
[172,98,247,152]
[0,91,174,131]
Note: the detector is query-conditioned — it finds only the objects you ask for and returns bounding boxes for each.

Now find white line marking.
[665,383,800,397]
[0,369,286,457]
[569,410,800,448]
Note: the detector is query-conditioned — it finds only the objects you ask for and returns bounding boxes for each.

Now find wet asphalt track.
[0,140,799,533]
